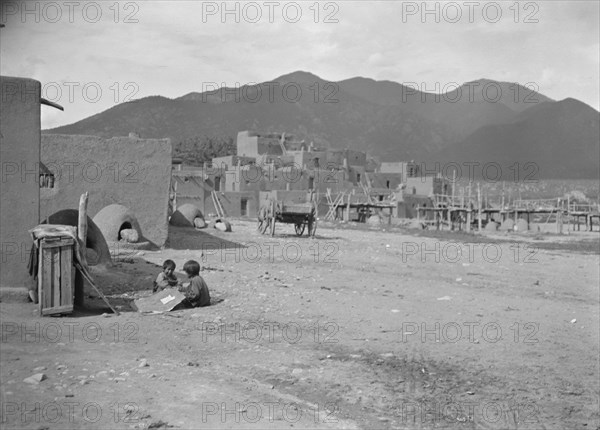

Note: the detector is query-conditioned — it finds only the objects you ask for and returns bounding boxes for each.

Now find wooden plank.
[72,265,78,306]
[41,246,53,311]
[53,247,61,307]
[61,246,73,308]
[42,239,74,248]
[38,243,43,316]
[42,305,74,316]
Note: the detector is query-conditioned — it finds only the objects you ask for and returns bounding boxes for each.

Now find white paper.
[160,295,175,304]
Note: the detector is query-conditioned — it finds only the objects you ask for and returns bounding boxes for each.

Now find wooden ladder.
[211,191,226,218]
[325,190,346,220]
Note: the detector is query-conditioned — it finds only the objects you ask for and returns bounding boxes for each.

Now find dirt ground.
[1,220,599,430]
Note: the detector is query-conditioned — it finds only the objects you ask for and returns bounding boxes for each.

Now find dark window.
[39,174,54,189]
[241,198,248,216]
[214,176,221,191]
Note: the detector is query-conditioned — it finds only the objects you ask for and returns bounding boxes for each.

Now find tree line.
[173,136,236,166]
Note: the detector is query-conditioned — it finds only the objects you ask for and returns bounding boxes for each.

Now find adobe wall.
[368,173,404,190]
[0,76,41,289]
[288,150,328,169]
[40,134,172,247]
[174,165,353,218]
[236,131,259,157]
[406,176,436,196]
[215,191,259,218]
[345,149,367,167]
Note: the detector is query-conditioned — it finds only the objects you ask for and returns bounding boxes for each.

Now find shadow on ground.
[167,226,247,251]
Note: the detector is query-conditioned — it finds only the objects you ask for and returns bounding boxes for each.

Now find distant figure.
[153,259,180,293]
[176,260,211,308]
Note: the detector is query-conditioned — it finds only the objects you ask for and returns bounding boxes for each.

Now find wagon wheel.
[294,222,306,236]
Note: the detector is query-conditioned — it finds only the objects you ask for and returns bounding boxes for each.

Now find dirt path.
[2,221,599,429]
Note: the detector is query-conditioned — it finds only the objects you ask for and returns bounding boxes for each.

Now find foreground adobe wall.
[41,134,172,247]
[0,76,41,289]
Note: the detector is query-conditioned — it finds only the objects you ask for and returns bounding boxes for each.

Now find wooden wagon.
[258,195,317,237]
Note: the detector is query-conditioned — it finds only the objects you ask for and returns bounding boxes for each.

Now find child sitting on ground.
[176,260,211,308]
[153,259,180,293]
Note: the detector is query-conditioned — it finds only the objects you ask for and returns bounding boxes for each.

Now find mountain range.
[45,71,599,179]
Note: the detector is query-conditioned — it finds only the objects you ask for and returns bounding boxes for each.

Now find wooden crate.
[38,236,75,316]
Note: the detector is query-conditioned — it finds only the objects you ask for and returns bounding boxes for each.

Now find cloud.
[1,0,597,129]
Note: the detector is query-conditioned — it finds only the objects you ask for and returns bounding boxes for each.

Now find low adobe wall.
[41,134,172,247]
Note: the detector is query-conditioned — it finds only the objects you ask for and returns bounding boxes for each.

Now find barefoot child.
[153,259,180,293]
[177,260,210,308]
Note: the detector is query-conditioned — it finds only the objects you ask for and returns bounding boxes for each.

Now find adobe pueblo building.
[171,130,450,223]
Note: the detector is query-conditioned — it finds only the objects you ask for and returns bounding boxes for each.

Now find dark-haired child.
[177,260,210,308]
[153,259,180,293]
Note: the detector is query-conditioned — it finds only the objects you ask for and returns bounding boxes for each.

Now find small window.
[39,174,55,189]
[214,176,221,191]
[39,163,55,188]
[241,198,248,216]
[386,180,390,189]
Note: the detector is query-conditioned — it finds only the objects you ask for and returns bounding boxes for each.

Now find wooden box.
[38,236,75,316]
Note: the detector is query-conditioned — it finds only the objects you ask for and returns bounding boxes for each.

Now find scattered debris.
[23,373,47,384]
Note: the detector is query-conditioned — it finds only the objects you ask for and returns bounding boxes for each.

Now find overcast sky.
[1,0,598,129]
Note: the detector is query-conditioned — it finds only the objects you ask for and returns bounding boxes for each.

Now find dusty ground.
[1,220,599,429]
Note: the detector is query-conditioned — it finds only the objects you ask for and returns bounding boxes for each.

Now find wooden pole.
[477,183,482,231]
[466,182,472,232]
[451,170,456,205]
[78,192,88,246]
[567,196,571,231]
[556,198,562,234]
[75,192,88,309]
[346,194,351,222]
